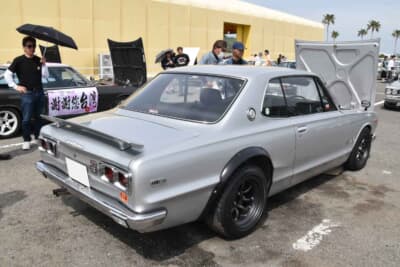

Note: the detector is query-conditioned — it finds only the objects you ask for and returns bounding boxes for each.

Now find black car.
[0,63,138,139]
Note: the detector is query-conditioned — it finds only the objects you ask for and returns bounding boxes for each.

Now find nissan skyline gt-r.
[36,40,379,239]
[0,63,138,139]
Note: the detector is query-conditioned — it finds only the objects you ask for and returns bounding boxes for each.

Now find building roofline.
[155,0,324,28]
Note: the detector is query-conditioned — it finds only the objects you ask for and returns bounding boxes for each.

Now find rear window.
[124,73,246,123]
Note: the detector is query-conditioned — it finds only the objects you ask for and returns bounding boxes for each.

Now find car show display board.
[48,87,98,116]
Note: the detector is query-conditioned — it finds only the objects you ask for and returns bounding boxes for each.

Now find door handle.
[297,126,308,133]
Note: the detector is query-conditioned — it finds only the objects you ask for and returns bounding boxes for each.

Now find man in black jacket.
[174,47,190,67]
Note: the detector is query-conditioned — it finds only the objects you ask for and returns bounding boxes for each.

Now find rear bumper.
[36,161,167,232]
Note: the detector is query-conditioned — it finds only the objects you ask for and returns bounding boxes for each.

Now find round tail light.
[104,166,114,182]
[118,172,129,187]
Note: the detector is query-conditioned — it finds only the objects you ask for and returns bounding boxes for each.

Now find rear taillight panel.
[39,137,57,156]
[100,163,131,191]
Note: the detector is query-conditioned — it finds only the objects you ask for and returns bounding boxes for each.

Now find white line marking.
[374,100,384,106]
[0,142,24,150]
[292,219,340,252]
[382,170,392,175]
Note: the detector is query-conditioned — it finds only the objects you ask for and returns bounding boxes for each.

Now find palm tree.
[357,28,368,40]
[331,31,339,42]
[392,30,400,55]
[367,20,381,38]
[322,14,335,41]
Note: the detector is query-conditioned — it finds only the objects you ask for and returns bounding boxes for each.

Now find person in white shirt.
[264,49,273,66]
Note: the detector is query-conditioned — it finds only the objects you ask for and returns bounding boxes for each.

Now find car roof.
[163,65,313,80]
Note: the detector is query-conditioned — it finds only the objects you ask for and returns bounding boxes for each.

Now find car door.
[261,78,296,195]
[279,76,349,185]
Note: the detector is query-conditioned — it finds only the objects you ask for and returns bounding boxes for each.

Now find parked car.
[36,40,379,239]
[0,63,137,138]
[278,61,296,69]
[384,80,400,109]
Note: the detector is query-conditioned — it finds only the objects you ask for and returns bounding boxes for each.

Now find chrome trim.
[36,161,166,232]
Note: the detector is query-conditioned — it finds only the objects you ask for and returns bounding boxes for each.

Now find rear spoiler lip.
[41,115,144,152]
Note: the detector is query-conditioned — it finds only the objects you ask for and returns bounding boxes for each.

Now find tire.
[0,108,21,139]
[207,165,270,239]
[345,128,372,171]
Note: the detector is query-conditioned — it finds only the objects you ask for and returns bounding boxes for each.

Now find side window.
[315,78,337,112]
[281,76,324,116]
[262,78,288,117]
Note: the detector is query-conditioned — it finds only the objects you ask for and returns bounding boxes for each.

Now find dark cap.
[232,42,245,51]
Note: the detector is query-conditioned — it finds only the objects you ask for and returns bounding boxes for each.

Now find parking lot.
[0,82,398,267]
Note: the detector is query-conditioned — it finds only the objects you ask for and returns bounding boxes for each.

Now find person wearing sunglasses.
[4,36,49,150]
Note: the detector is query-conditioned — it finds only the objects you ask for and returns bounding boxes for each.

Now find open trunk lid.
[295,39,380,110]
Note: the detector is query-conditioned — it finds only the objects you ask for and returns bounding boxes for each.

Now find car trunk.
[295,39,380,110]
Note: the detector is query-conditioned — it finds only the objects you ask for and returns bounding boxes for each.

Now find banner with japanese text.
[48,87,98,117]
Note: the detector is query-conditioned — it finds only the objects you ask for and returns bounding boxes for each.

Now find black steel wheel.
[207,164,270,239]
[346,128,372,171]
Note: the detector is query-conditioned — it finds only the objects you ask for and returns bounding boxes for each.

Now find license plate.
[65,158,90,187]
[396,102,400,107]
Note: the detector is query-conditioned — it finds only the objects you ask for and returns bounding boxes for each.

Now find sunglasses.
[25,44,36,49]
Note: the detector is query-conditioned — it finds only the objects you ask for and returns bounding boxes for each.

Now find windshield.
[43,67,90,88]
[123,73,245,123]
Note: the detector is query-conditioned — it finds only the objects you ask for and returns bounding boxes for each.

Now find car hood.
[68,112,199,153]
[107,38,147,87]
[296,39,380,110]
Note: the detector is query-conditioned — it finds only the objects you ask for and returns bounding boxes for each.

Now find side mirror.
[361,100,371,111]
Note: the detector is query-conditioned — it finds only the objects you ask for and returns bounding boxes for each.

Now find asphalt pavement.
[0,82,399,267]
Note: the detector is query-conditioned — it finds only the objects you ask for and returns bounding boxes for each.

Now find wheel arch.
[200,147,273,220]
[0,105,21,115]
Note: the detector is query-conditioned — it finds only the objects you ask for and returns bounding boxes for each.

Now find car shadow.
[59,172,339,262]
[4,144,39,158]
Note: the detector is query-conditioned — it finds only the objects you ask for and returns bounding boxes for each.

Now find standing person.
[4,36,48,150]
[174,47,190,67]
[161,51,175,70]
[277,54,282,65]
[254,52,263,66]
[224,42,248,65]
[199,40,227,65]
[264,49,273,66]
[387,55,396,81]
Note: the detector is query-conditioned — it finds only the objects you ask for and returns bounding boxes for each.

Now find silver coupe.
[36,40,379,239]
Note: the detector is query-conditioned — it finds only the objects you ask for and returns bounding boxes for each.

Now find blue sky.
[244,0,400,54]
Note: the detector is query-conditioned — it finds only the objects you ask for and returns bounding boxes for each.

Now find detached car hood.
[296,39,380,110]
[68,113,199,153]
